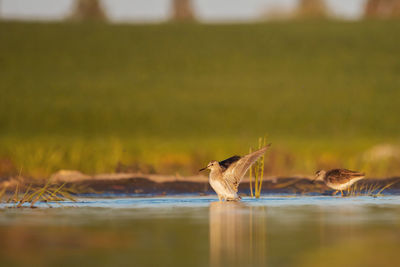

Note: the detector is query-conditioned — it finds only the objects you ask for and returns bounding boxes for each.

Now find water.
[1,195,400,267]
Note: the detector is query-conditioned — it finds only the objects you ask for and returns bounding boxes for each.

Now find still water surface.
[1,196,400,267]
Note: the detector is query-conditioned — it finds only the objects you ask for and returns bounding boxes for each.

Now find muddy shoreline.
[1,171,400,196]
[69,177,400,195]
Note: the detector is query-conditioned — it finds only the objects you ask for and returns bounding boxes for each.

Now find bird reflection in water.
[209,202,267,267]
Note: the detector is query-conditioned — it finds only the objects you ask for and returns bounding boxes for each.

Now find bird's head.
[313,170,326,182]
[199,160,219,172]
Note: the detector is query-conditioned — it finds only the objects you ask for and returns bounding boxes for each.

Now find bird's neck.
[209,166,222,179]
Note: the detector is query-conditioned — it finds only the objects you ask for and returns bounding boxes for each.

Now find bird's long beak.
[199,167,207,172]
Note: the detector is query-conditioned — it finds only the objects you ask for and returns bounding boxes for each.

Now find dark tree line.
[70,0,107,21]
[297,0,326,18]
[69,0,196,21]
[68,0,400,22]
[172,0,194,21]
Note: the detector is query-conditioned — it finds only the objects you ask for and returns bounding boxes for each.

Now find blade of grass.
[376,180,399,196]
[30,179,52,208]
[12,183,20,203]
[257,137,266,197]
[0,186,7,202]
[48,182,66,199]
[249,148,253,197]
[17,183,32,208]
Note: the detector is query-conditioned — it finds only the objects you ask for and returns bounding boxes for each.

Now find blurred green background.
[1,20,400,177]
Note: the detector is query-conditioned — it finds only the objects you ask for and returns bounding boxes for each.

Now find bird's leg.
[340,190,343,197]
[332,190,338,196]
[218,195,222,202]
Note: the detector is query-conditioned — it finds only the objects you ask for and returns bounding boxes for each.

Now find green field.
[1,20,400,177]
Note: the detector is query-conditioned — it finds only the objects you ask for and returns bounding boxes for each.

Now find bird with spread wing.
[199,144,271,201]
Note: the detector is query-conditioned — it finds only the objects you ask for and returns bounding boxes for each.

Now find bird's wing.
[326,169,365,184]
[219,155,241,171]
[222,144,271,192]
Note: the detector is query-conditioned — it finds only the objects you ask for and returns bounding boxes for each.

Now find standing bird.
[313,169,365,197]
[199,144,271,201]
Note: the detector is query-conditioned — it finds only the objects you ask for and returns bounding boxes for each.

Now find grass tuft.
[346,180,399,197]
[249,137,268,198]
[1,180,75,208]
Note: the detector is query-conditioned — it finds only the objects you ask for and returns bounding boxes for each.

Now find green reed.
[249,137,267,198]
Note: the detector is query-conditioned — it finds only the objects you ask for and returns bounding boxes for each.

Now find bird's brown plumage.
[324,169,365,185]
